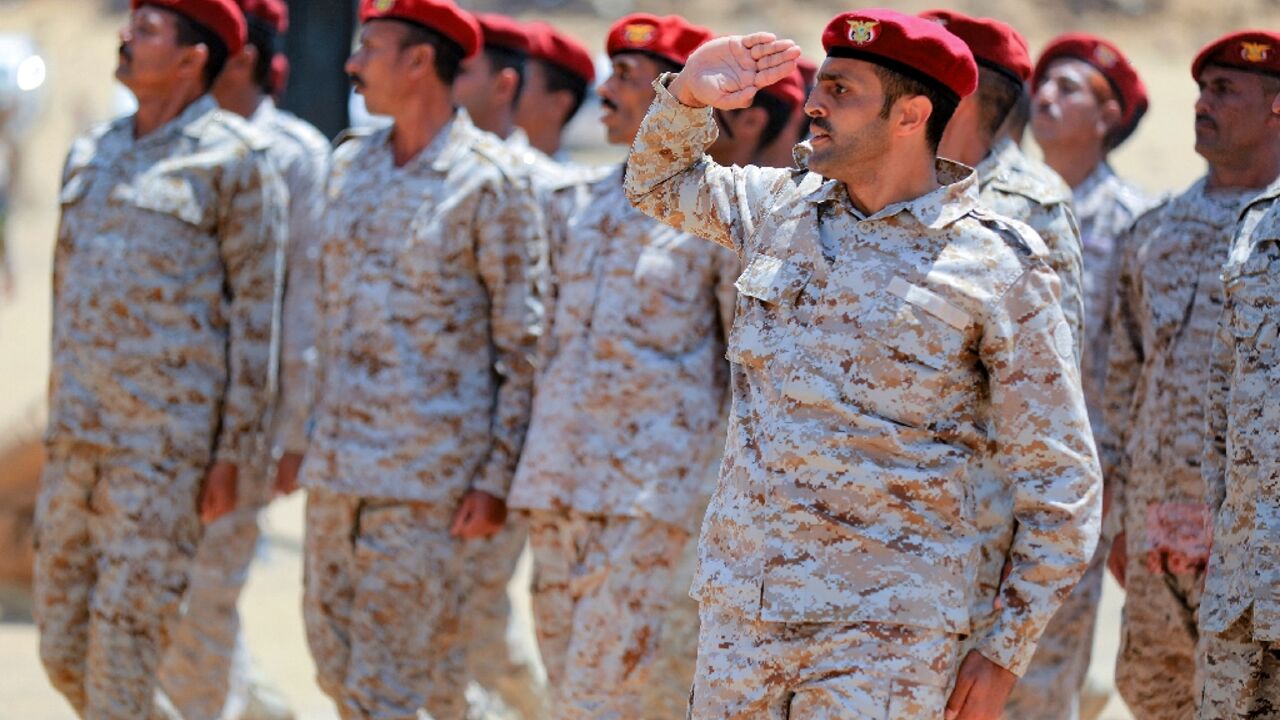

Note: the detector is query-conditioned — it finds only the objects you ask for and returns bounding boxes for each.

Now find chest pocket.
[1224,239,1279,365]
[727,253,812,370]
[131,174,209,230]
[624,237,712,354]
[849,278,971,429]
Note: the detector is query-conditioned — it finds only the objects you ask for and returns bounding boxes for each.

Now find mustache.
[118,43,132,61]
[1195,113,1217,129]
[348,73,364,89]
[600,98,618,113]
[810,117,832,134]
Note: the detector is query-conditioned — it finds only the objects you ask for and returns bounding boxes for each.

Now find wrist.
[667,72,707,109]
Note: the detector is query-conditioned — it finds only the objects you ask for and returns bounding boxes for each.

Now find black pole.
[280,1,357,140]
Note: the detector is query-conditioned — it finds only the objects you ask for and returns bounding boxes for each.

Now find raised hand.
[669,33,803,110]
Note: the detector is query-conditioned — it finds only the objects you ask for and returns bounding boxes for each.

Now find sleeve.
[975,262,1103,676]
[1035,202,1085,366]
[1098,232,1145,542]
[1202,302,1233,515]
[271,147,331,455]
[467,178,542,499]
[623,75,789,257]
[213,151,288,468]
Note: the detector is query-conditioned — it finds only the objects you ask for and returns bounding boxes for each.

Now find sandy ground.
[7,0,1280,716]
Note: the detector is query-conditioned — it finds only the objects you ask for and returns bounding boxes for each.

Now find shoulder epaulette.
[971,206,1050,258]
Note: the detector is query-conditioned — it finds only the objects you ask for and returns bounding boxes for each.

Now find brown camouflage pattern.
[526,509,688,720]
[35,95,286,720]
[298,110,540,505]
[507,164,737,531]
[303,488,469,720]
[689,604,961,719]
[1197,614,1280,720]
[159,98,328,720]
[624,77,1100,678]
[1103,177,1260,717]
[1202,184,1280,643]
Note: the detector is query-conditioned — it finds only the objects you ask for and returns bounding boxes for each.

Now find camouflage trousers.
[1197,612,1280,720]
[158,476,281,720]
[33,441,202,720]
[460,521,548,720]
[303,488,468,720]
[526,509,688,720]
[1005,545,1107,720]
[1115,541,1204,719]
[689,603,962,719]
[638,527,703,719]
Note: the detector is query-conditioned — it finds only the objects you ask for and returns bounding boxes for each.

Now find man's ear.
[495,67,521,108]
[177,42,210,85]
[894,93,933,139]
[404,41,437,83]
[1097,97,1123,140]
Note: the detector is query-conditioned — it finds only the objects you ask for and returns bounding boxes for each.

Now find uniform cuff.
[975,618,1037,677]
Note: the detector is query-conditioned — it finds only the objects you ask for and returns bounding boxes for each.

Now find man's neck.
[474,109,515,141]
[1205,146,1280,191]
[843,152,940,216]
[522,123,562,156]
[390,98,455,167]
[950,135,993,170]
[132,83,205,138]
[215,82,267,121]
[1041,141,1105,189]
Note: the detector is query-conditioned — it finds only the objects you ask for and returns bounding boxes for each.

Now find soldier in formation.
[35,0,286,717]
[32,1,1280,719]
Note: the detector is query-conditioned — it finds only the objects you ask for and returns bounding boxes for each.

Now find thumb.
[945,655,976,720]
[450,499,471,537]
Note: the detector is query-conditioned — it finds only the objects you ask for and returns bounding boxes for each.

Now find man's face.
[116,6,186,93]
[1031,59,1111,150]
[514,58,554,134]
[345,20,417,117]
[1195,65,1280,165]
[453,51,500,122]
[803,57,893,179]
[597,53,666,146]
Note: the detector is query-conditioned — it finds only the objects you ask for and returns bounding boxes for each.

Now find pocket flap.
[132,175,206,227]
[734,253,811,306]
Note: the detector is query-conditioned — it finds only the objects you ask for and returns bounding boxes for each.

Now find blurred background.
[4,0,1280,717]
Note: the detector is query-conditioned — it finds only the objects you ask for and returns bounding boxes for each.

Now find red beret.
[236,0,287,34]
[475,13,530,55]
[605,13,713,68]
[1033,33,1148,140]
[821,8,978,102]
[1192,30,1280,80]
[761,65,806,109]
[358,0,482,59]
[920,9,1031,83]
[524,21,595,85]
[134,0,246,55]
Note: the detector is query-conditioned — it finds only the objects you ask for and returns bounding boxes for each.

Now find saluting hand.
[669,33,803,111]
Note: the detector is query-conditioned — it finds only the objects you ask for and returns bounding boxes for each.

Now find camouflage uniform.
[158,98,328,720]
[34,94,286,720]
[299,110,539,720]
[1198,185,1280,720]
[507,162,737,719]
[625,79,1101,717]
[1102,178,1259,719]
[457,127,577,720]
[963,137,1100,720]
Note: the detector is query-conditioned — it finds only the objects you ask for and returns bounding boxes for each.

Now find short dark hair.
[173,12,229,90]
[751,91,793,152]
[396,20,465,85]
[540,60,590,129]
[870,64,956,151]
[484,45,527,104]
[245,17,279,94]
[975,66,1023,139]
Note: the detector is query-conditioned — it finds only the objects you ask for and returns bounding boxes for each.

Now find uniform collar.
[803,158,978,230]
[248,96,279,126]
[131,94,218,148]
[973,136,1020,187]
[420,108,478,173]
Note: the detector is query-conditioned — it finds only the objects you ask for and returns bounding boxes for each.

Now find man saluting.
[623,10,1100,719]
